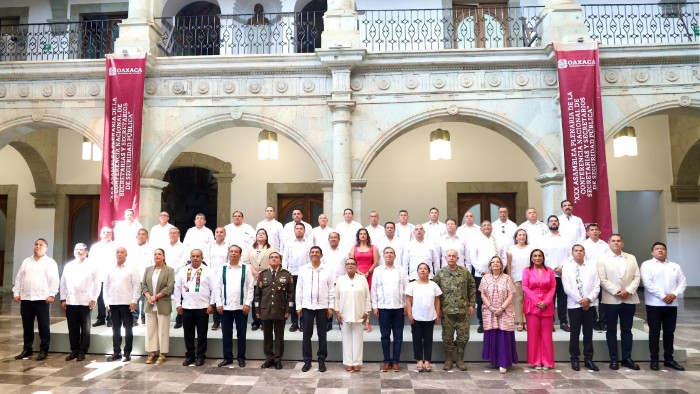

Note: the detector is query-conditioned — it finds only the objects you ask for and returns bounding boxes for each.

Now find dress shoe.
[621,359,640,370]
[238,359,246,368]
[141,318,146,325]
[122,355,131,362]
[195,359,205,366]
[301,361,312,372]
[76,353,86,362]
[299,323,304,331]
[106,354,122,362]
[106,320,112,327]
[584,359,599,371]
[15,349,33,360]
[326,325,332,332]
[174,321,183,329]
[289,323,299,332]
[92,320,105,327]
[571,359,580,371]
[609,360,619,370]
[211,322,220,330]
[664,360,685,371]
[650,361,659,371]
[318,360,327,372]
[261,360,274,369]
[65,352,78,361]
[382,363,391,372]
[133,320,139,327]
[218,359,233,367]
[393,364,401,372]
[477,324,484,333]
[560,323,571,332]
[251,323,260,331]
[594,322,606,331]
[274,361,283,370]
[183,357,195,366]
[36,352,48,361]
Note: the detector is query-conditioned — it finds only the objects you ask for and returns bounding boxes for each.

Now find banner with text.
[99,54,146,233]
[554,41,612,239]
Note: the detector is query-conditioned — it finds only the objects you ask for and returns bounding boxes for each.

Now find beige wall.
[56,129,102,184]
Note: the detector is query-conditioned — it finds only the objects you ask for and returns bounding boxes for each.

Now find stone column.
[318,179,334,217]
[351,179,367,221]
[535,172,565,218]
[140,177,168,230]
[114,0,164,56]
[322,0,360,49]
[538,0,591,44]
[213,173,235,227]
[328,102,355,226]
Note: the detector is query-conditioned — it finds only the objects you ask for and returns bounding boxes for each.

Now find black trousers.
[568,306,595,360]
[262,319,286,362]
[475,276,483,325]
[183,308,209,360]
[646,305,677,362]
[222,310,248,361]
[411,320,434,362]
[250,304,260,327]
[301,308,328,362]
[604,303,635,361]
[287,275,299,326]
[212,304,222,324]
[96,284,111,323]
[555,277,568,324]
[595,291,606,324]
[110,305,134,356]
[20,300,51,353]
[66,305,91,354]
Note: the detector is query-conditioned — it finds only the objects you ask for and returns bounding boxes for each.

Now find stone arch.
[604,98,700,141]
[354,106,561,179]
[142,111,331,180]
[0,112,100,150]
[677,140,700,186]
[7,141,55,207]
[162,0,220,17]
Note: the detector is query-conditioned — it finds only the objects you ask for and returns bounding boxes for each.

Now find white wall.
[56,129,102,184]
[1,0,52,23]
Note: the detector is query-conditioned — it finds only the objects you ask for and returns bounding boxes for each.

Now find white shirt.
[492,219,518,253]
[113,220,143,245]
[127,242,154,281]
[558,214,586,245]
[405,281,442,321]
[518,220,548,246]
[395,223,415,242]
[562,259,600,309]
[282,237,313,275]
[312,225,334,254]
[149,223,174,249]
[163,241,189,273]
[371,264,409,309]
[506,244,534,282]
[470,234,499,277]
[151,268,161,312]
[335,221,363,252]
[423,221,446,242]
[321,246,348,281]
[403,240,439,280]
[281,221,312,252]
[456,224,481,242]
[540,233,573,276]
[224,222,256,251]
[365,225,385,243]
[60,258,100,306]
[377,237,406,267]
[13,255,59,301]
[334,274,371,322]
[581,238,611,263]
[103,261,141,306]
[89,240,116,283]
[256,219,283,251]
[295,263,335,310]
[183,226,215,253]
[437,234,469,271]
[215,262,255,310]
[174,264,216,309]
[206,241,229,273]
[641,258,687,307]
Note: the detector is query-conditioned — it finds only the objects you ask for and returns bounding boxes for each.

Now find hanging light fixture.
[258,130,278,160]
[430,128,451,160]
[613,126,638,158]
[81,137,102,161]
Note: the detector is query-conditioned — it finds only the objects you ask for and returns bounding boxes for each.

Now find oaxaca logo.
[558,59,596,69]
[108,66,117,76]
[557,59,568,69]
[108,67,143,76]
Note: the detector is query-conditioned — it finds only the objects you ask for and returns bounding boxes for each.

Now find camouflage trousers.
[442,313,470,350]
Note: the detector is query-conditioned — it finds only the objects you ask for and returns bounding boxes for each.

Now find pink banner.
[99,54,147,233]
[554,41,612,240]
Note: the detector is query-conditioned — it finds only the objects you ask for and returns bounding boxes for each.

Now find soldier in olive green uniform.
[433,248,476,371]
[254,251,295,369]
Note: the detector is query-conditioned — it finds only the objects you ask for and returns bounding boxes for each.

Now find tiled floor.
[1,293,699,393]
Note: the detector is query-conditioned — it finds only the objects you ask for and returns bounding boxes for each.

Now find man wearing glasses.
[492,206,517,256]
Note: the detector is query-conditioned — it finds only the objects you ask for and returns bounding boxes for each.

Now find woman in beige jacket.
[242,228,277,330]
[142,248,175,364]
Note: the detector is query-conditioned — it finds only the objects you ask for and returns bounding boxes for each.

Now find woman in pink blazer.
[522,249,556,370]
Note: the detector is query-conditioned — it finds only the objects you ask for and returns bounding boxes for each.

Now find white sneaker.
[543,366,550,371]
[499,367,507,373]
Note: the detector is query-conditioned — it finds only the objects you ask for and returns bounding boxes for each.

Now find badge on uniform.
[279,277,287,284]
[258,281,262,287]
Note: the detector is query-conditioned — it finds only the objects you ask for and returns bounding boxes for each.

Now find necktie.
[575,265,584,299]
[272,270,276,280]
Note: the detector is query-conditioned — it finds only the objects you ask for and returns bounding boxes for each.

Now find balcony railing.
[581,3,699,45]
[0,19,120,61]
[358,7,544,51]
[156,11,323,56]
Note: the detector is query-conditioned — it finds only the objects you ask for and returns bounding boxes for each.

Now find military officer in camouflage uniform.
[254,251,294,369]
[433,248,476,371]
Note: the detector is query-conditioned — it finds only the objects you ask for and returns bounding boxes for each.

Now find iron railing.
[581,2,699,45]
[0,19,121,61]
[156,11,323,56]
[358,7,544,51]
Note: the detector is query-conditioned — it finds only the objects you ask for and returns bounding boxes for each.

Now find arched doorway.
[297,0,326,53]
[171,1,222,56]
[162,167,218,239]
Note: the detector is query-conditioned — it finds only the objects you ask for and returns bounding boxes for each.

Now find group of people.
[11,202,688,374]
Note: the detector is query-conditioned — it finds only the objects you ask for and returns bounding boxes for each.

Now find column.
[213,173,235,227]
[114,0,164,56]
[322,0,361,49]
[538,0,591,44]
[329,102,355,226]
[318,179,334,218]
[351,179,367,222]
[140,177,168,230]
[535,172,565,218]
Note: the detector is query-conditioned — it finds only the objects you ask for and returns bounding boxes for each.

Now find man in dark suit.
[255,251,294,369]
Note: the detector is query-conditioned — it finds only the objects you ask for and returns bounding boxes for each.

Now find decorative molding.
[275,80,288,93]
[222,81,236,94]
[514,73,529,87]
[231,108,243,119]
[197,81,210,94]
[670,185,700,202]
[634,70,649,83]
[88,84,100,96]
[544,72,558,86]
[65,83,77,97]
[41,85,53,97]
[604,70,619,84]
[145,81,158,95]
[18,85,30,97]
[350,77,364,91]
[0,85,7,98]
[248,80,262,93]
[665,69,679,82]
[459,74,474,88]
[405,76,419,90]
[171,81,186,94]
[376,77,391,90]
[679,95,691,107]
[302,79,315,93]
